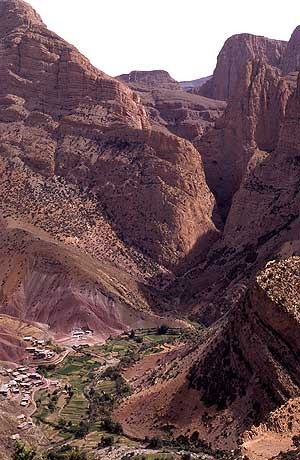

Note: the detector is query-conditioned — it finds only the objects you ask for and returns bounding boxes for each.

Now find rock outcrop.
[0,0,220,331]
[177,67,300,326]
[180,75,212,91]
[188,258,300,445]
[116,258,300,453]
[195,60,294,219]
[281,26,300,75]
[118,69,181,90]
[199,33,287,101]
[118,70,226,142]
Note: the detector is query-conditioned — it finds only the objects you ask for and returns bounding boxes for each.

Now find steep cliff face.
[188,258,300,449]
[0,0,219,277]
[0,0,149,130]
[199,33,287,100]
[223,71,300,250]
[195,61,294,219]
[281,26,300,74]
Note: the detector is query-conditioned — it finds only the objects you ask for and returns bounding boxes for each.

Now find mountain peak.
[281,25,300,74]
[117,69,181,90]
[0,0,44,35]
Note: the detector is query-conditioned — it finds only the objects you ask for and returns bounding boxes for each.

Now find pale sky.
[26,0,300,81]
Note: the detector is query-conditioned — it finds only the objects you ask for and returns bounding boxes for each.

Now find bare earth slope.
[116,258,300,459]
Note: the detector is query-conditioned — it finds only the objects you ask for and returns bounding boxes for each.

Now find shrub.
[181,454,191,460]
[292,435,300,447]
[147,436,163,448]
[101,366,120,380]
[47,445,86,460]
[101,417,123,434]
[13,442,36,460]
[157,324,169,335]
[74,420,89,439]
[99,435,114,448]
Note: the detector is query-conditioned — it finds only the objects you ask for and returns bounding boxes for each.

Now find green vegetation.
[46,445,86,460]
[98,435,114,448]
[292,435,300,447]
[157,324,169,335]
[101,417,123,434]
[13,442,36,460]
[34,328,186,454]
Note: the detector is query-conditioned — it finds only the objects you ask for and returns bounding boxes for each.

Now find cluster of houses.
[16,413,34,430]
[23,336,55,361]
[0,366,44,407]
[71,328,93,339]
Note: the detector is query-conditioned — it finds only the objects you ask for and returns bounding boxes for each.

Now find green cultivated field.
[33,329,185,452]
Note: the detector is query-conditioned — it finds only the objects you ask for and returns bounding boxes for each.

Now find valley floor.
[1,320,299,460]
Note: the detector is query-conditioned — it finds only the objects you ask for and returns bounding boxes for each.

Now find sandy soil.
[242,432,294,460]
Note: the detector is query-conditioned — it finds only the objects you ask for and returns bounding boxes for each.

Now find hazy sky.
[26,0,300,81]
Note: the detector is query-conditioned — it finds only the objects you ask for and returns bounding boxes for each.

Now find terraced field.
[32,329,185,454]
[60,393,89,423]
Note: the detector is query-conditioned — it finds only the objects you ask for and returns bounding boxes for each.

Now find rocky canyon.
[1,1,300,460]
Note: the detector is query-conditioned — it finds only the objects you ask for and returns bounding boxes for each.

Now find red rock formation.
[179,69,300,325]
[196,60,294,219]
[0,0,220,332]
[199,33,287,101]
[281,26,300,74]
[223,71,300,251]
[118,70,226,142]
[118,70,181,90]
[115,258,300,454]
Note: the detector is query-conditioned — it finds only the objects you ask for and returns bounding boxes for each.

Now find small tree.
[98,435,114,448]
[47,445,86,460]
[74,420,89,439]
[157,324,169,335]
[292,435,300,447]
[101,417,123,434]
[129,329,135,339]
[181,454,191,460]
[147,436,163,448]
[13,442,36,460]
[57,418,67,430]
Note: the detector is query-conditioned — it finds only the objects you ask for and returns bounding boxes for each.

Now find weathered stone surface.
[118,70,226,141]
[118,69,181,90]
[199,33,287,101]
[281,26,300,74]
[196,60,294,219]
[0,0,220,332]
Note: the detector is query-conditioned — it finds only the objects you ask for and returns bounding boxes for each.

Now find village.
[0,364,44,431]
[0,335,59,415]
[0,328,95,407]
[0,351,45,402]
